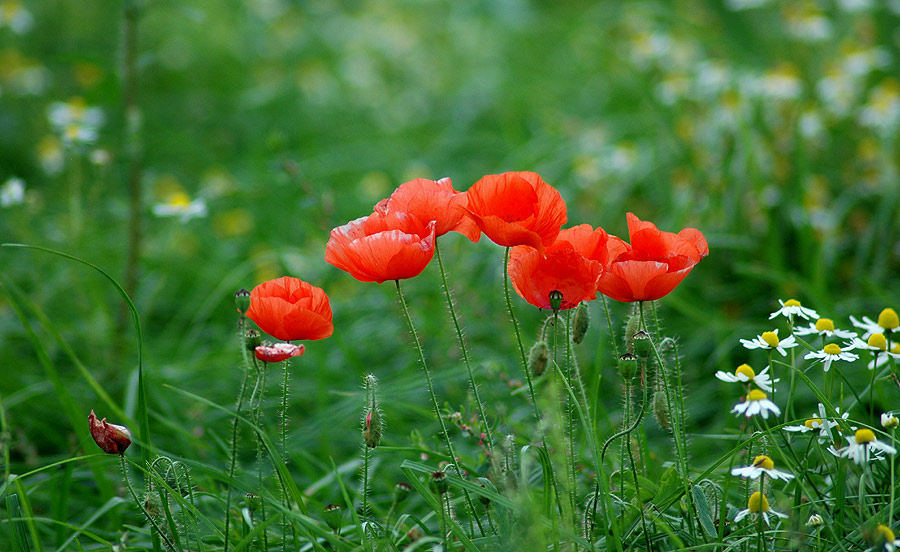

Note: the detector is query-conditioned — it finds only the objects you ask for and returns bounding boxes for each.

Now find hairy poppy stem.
[503,247,542,423]
[119,455,177,552]
[224,316,252,552]
[394,280,485,538]
[435,240,494,455]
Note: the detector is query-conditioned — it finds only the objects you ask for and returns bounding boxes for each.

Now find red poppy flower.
[374,177,480,242]
[464,171,567,250]
[507,224,612,310]
[597,213,709,303]
[325,211,436,283]
[246,277,334,341]
[88,410,132,455]
[255,342,305,362]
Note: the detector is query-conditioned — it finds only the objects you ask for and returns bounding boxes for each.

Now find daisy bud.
[549,290,563,313]
[88,410,132,455]
[882,412,899,429]
[528,340,549,377]
[806,514,824,527]
[322,504,342,531]
[429,470,449,495]
[618,353,638,379]
[572,302,590,344]
[363,408,382,449]
[244,329,262,350]
[632,330,652,360]
[392,481,412,504]
[878,308,899,330]
[235,289,251,315]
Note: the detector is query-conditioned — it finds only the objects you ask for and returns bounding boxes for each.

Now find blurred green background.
[1,0,899,543]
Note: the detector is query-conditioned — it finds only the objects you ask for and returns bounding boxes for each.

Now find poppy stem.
[119,454,178,552]
[224,316,253,552]
[503,247,542,424]
[394,279,485,538]
[434,240,494,454]
[249,359,269,552]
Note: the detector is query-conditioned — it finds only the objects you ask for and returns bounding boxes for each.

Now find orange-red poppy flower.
[374,177,480,242]
[597,213,709,303]
[507,224,612,310]
[464,171,567,250]
[255,342,305,362]
[246,277,334,341]
[325,211,436,283]
[88,410,132,455]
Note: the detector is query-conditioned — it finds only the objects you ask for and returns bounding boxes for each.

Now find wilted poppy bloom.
[374,177,480,242]
[88,410,132,454]
[507,225,614,310]
[464,171,567,250]
[246,277,334,342]
[255,341,305,362]
[325,211,436,283]
[597,213,708,303]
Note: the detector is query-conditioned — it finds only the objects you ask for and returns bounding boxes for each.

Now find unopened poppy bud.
[244,492,261,512]
[393,481,412,504]
[364,408,382,448]
[478,477,497,507]
[653,389,671,431]
[235,289,250,315]
[572,302,590,344]
[322,504,342,531]
[618,353,638,379]
[88,410,132,454]
[244,329,262,350]
[429,470,449,495]
[549,290,563,313]
[528,340,549,377]
[632,330,652,359]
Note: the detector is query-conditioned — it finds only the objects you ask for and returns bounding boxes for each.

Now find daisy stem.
[890,428,896,527]
[394,279,484,538]
[757,474,765,552]
[224,317,253,552]
[869,355,877,422]
[503,247,542,423]
[434,240,494,454]
[767,350,774,405]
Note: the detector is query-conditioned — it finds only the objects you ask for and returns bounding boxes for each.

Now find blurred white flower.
[839,428,896,464]
[716,364,777,393]
[795,318,856,339]
[731,454,794,481]
[770,298,818,320]
[0,177,25,207]
[859,79,900,132]
[152,192,207,222]
[0,1,33,34]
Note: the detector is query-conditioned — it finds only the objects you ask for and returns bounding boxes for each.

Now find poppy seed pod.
[573,302,590,344]
[528,340,549,377]
[429,470,449,495]
[632,330,652,359]
[322,504,342,531]
[549,290,563,313]
[618,353,638,379]
[393,481,412,504]
[88,410,132,455]
[244,329,262,350]
[235,289,250,315]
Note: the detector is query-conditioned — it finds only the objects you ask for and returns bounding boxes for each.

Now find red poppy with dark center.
[374,177,480,242]
[507,224,613,310]
[88,410,132,455]
[597,213,709,303]
[255,342,305,362]
[463,171,567,250]
[325,211,436,283]
[246,277,334,342]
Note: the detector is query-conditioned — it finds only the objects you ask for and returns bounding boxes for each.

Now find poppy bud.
[618,353,638,379]
[244,492,261,512]
[632,330,652,360]
[528,340,549,377]
[624,314,640,353]
[364,408,382,448]
[244,329,262,350]
[429,470,449,495]
[235,289,250,315]
[478,477,497,507]
[572,302,589,344]
[88,410,132,454]
[653,389,671,431]
[322,504,342,531]
[549,290,563,313]
[393,481,412,504]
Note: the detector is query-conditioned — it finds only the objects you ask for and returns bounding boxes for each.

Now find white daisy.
[715,363,777,393]
[0,177,25,207]
[804,343,859,372]
[839,428,897,464]
[732,389,781,419]
[868,524,900,552]
[734,492,788,526]
[731,454,794,481]
[882,412,899,429]
[152,193,207,222]
[784,404,851,443]
[769,298,819,321]
[740,329,798,357]
[794,318,857,339]
[869,343,900,370]
[851,309,899,340]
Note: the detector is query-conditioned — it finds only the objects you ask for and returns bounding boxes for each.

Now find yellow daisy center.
[748,389,767,402]
[874,524,896,544]
[762,331,780,347]
[868,333,887,351]
[892,343,900,354]
[748,491,770,513]
[855,428,876,444]
[878,308,899,330]
[823,343,841,355]
[168,192,192,209]
[804,418,823,429]
[784,299,801,307]
[815,318,835,332]
[735,364,756,380]
[752,455,775,470]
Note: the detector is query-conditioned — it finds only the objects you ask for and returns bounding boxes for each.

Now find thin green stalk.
[224,317,252,552]
[503,247,541,422]
[362,445,370,518]
[626,435,652,552]
[394,280,484,537]
[279,358,294,548]
[890,428,896,528]
[564,312,579,539]
[435,241,494,453]
[757,475,764,552]
[869,353,878,422]
[250,362,269,552]
[119,455,177,552]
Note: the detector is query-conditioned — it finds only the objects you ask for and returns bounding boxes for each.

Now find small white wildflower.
[770,298,819,321]
[715,364,777,393]
[732,389,780,419]
[839,428,897,464]
[740,329,797,357]
[152,193,207,222]
[0,177,25,207]
[804,343,859,372]
[806,513,824,527]
[731,454,794,481]
[734,492,787,526]
[794,318,856,339]
[784,404,851,443]
[882,412,899,429]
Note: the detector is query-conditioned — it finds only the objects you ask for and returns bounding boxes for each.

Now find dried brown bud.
[88,410,132,454]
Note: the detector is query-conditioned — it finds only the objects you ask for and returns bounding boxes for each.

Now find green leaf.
[692,485,716,540]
